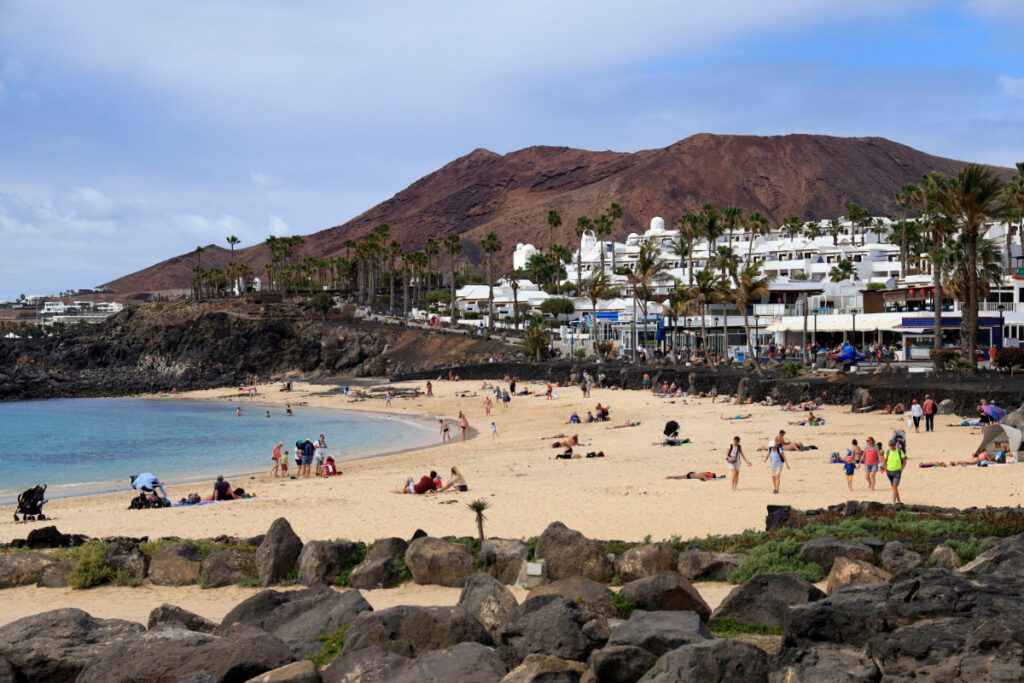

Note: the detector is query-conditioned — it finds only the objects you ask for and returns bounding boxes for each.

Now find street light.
[754,314,760,360]
[998,304,1006,350]
[852,310,858,348]
[812,309,819,347]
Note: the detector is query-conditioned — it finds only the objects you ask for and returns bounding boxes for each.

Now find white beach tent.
[977,424,1023,456]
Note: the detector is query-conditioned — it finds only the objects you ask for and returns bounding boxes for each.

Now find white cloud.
[249,171,282,188]
[66,186,115,216]
[998,75,1024,100]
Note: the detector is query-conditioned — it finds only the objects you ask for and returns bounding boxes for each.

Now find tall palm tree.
[388,239,401,313]
[480,231,503,332]
[895,183,924,277]
[549,244,572,295]
[680,213,701,284]
[940,233,1005,349]
[699,203,722,261]
[226,235,240,258]
[607,202,624,272]
[504,269,525,328]
[827,217,843,246]
[626,239,672,361]
[593,213,612,276]
[782,215,803,238]
[574,216,593,293]
[721,206,743,249]
[802,221,824,240]
[443,234,462,323]
[665,282,696,361]
[936,164,1003,370]
[547,209,562,251]
[733,262,774,365]
[692,268,724,366]
[920,171,953,355]
[425,237,439,291]
[746,211,770,262]
[194,245,204,269]
[845,202,871,246]
[585,269,619,357]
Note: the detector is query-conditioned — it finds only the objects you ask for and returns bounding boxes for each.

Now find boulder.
[769,644,880,683]
[850,387,871,413]
[618,571,711,622]
[102,540,148,581]
[148,542,202,586]
[343,605,492,658]
[711,572,825,628]
[799,537,874,572]
[930,544,962,570]
[581,645,658,683]
[959,533,1024,575]
[534,522,613,581]
[481,538,528,584]
[0,659,14,683]
[147,603,218,633]
[614,544,678,583]
[220,584,371,659]
[319,645,407,683]
[638,639,769,682]
[76,623,295,683]
[297,540,361,586]
[390,642,507,683]
[765,505,792,531]
[405,537,474,587]
[737,377,751,402]
[676,551,748,581]
[257,518,303,587]
[879,541,925,575]
[516,558,548,589]
[25,526,74,549]
[348,537,407,589]
[459,572,520,633]
[825,556,891,596]
[606,610,711,656]
[0,608,145,683]
[863,616,971,681]
[527,576,616,618]
[937,398,955,415]
[502,654,584,682]
[496,595,609,667]
[246,659,320,683]
[36,559,71,588]
[201,549,254,587]
[0,552,56,588]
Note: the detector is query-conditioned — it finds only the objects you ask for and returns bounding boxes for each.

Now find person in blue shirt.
[130,473,167,500]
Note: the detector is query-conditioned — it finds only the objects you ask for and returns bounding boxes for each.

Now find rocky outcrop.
[879,541,924,575]
[798,537,874,572]
[606,611,711,656]
[930,544,962,570]
[481,538,528,584]
[458,572,519,634]
[200,549,253,587]
[496,595,609,667]
[711,572,825,628]
[348,537,407,589]
[502,654,584,682]
[534,522,613,581]
[147,542,202,586]
[257,518,303,587]
[638,639,769,682]
[247,660,321,683]
[320,645,407,683]
[613,544,678,582]
[527,576,616,618]
[147,603,218,633]
[0,552,56,589]
[958,532,1024,575]
[769,643,880,683]
[343,605,492,658]
[582,645,658,683]
[103,541,148,581]
[676,551,747,581]
[297,540,361,586]
[405,537,474,587]
[390,642,507,683]
[618,572,711,621]
[825,556,891,595]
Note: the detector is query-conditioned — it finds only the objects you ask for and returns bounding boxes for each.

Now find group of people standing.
[270,434,335,478]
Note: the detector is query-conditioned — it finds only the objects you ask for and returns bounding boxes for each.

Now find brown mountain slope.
[104,133,1013,296]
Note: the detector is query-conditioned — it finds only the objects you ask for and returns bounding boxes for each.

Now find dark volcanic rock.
[247,659,321,683]
[503,654,585,682]
[75,623,295,683]
[618,571,711,621]
[220,584,371,658]
[676,551,748,581]
[606,611,712,657]
[769,643,880,683]
[711,572,825,628]
[613,544,678,582]
[534,522,613,581]
[148,542,202,585]
[879,541,925,575]
[481,538,528,584]
[320,645,407,683]
[257,517,303,587]
[103,540,148,581]
[582,645,658,683]
[496,595,609,667]
[25,526,72,549]
[36,560,71,588]
[200,548,253,587]
[798,537,874,572]
[405,537,474,587]
[0,552,55,589]
[0,608,145,683]
[348,537,407,589]
[343,605,492,658]
[458,572,519,633]
[297,540,362,586]
[390,642,507,683]
[959,532,1024,575]
[147,603,218,633]
[527,576,616,618]
[638,639,769,682]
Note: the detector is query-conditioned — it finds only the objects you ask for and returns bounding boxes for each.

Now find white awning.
[766,312,904,333]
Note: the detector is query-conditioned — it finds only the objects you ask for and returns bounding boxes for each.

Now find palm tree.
[692,268,724,365]
[733,262,774,366]
[782,215,803,238]
[920,171,953,356]
[443,234,462,323]
[699,203,722,263]
[504,269,525,328]
[1002,163,1024,274]
[526,252,555,291]
[845,202,871,246]
[549,244,572,295]
[468,499,490,544]
[896,183,924,277]
[425,237,439,291]
[802,221,824,240]
[940,233,1005,350]
[827,217,843,246]
[586,269,619,357]
[593,213,612,276]
[829,259,857,282]
[665,282,696,361]
[746,211,769,262]
[574,216,593,293]
[626,239,672,361]
[936,164,1003,369]
[481,231,503,332]
[721,206,743,249]
[547,210,562,251]
[226,235,240,258]
[388,239,401,313]
[194,245,204,269]
[680,213,700,284]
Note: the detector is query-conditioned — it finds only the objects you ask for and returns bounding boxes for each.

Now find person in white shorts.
[764,439,790,494]
[725,436,751,490]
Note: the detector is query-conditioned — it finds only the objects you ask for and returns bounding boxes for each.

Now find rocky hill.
[0,301,516,400]
[103,133,1012,297]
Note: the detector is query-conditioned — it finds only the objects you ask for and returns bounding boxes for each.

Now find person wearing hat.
[884,438,907,504]
[910,399,923,433]
[922,395,936,432]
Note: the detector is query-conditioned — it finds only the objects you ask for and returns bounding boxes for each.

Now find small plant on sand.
[468,499,490,544]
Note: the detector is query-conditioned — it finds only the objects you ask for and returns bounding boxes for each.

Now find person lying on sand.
[721,414,752,420]
[551,435,581,448]
[666,472,720,480]
[952,448,990,466]
[759,397,776,406]
[392,471,439,494]
[756,441,805,452]
[607,420,640,429]
[729,397,753,405]
[555,450,605,460]
[652,437,692,446]
[788,412,823,426]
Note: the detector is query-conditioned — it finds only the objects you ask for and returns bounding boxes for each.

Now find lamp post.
[852,310,858,348]
[812,310,819,347]
[998,304,1006,350]
[754,314,760,361]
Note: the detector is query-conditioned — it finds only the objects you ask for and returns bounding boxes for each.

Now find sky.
[0,0,1022,300]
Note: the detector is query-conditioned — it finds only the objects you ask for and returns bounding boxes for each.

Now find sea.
[0,398,435,503]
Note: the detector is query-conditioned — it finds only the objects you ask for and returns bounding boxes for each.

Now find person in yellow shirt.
[884,439,907,503]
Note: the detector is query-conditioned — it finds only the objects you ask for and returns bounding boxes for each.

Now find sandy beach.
[2,376,1022,625]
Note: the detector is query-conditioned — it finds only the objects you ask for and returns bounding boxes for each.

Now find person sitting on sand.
[439,466,468,492]
[585,411,595,423]
[666,472,719,480]
[321,456,340,477]
[212,475,236,501]
[569,412,581,424]
[607,420,640,429]
[721,414,752,420]
[890,403,906,415]
[953,448,990,466]
[393,471,440,494]
[788,412,823,426]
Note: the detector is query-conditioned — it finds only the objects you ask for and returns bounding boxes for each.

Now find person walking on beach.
[458,412,469,442]
[440,419,451,442]
[280,450,289,475]
[271,442,283,477]
[385,392,392,408]
[884,438,907,503]
[910,399,923,433]
[491,422,498,437]
[426,381,433,397]
[922,395,936,432]
[726,436,751,490]
[764,440,790,494]
[484,396,492,416]
[314,434,327,476]
[862,437,880,490]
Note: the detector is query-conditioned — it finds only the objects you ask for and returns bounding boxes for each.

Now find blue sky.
[0,0,1022,300]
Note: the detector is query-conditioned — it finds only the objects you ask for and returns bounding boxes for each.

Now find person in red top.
[922,394,936,432]
[393,471,439,494]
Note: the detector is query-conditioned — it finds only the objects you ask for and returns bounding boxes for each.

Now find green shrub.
[111,569,142,587]
[708,618,783,638]
[524,536,539,560]
[67,541,113,589]
[945,538,983,563]
[309,624,350,667]
[726,539,823,584]
[602,592,636,619]
[330,542,368,588]
[780,361,803,378]
[139,538,182,558]
[390,555,411,587]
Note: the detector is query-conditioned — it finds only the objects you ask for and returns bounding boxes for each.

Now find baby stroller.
[891,429,907,453]
[129,489,171,510]
[14,484,47,521]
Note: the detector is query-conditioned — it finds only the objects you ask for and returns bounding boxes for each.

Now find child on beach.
[842,451,857,491]
[491,422,498,437]
[280,450,289,475]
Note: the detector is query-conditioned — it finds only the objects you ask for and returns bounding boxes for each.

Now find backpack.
[726,444,740,463]
[830,452,842,464]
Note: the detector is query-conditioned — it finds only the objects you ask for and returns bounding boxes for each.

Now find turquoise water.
[0,398,434,500]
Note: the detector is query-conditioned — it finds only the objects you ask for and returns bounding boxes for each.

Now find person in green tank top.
[884,439,907,503]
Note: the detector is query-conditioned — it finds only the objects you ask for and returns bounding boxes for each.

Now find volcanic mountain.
[103,133,1012,297]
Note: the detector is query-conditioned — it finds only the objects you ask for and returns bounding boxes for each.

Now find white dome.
[649,216,665,232]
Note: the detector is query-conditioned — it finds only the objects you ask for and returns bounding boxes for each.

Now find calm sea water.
[0,398,434,500]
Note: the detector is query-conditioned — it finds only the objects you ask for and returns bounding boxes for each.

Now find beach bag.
[830,452,842,464]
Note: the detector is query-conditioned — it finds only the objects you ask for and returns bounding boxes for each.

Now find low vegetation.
[708,618,783,638]
[67,540,113,589]
[309,624,350,667]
